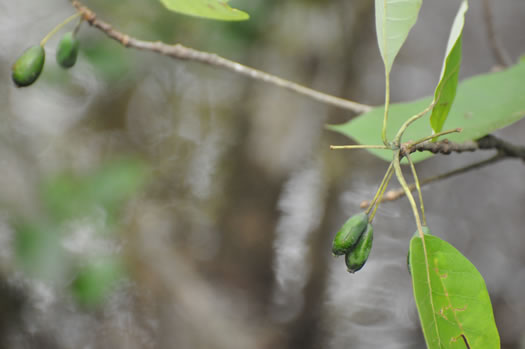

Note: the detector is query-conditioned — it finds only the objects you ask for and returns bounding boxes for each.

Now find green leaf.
[41,157,149,223]
[430,1,468,134]
[83,158,149,218]
[375,0,422,75]
[13,221,63,280]
[160,0,249,21]
[71,257,124,307]
[327,61,525,163]
[409,234,499,349]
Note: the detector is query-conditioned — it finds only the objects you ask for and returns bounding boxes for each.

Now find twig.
[70,1,372,114]
[330,144,388,150]
[409,128,462,147]
[476,135,525,158]
[401,139,479,157]
[482,0,511,67]
[360,134,525,208]
[369,154,504,206]
[406,153,426,226]
[400,135,525,158]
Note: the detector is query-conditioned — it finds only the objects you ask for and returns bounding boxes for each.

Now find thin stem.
[73,16,83,36]
[393,100,436,147]
[369,164,394,221]
[409,128,462,148]
[40,12,82,46]
[381,74,391,145]
[330,144,389,150]
[406,153,426,226]
[395,150,437,340]
[71,0,372,114]
[365,161,394,216]
[393,150,423,237]
[374,153,504,204]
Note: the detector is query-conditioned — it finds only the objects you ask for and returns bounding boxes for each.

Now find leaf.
[430,0,468,134]
[375,0,423,75]
[71,257,124,307]
[83,157,149,217]
[409,234,499,349]
[41,157,149,223]
[160,0,249,21]
[13,221,64,280]
[327,61,525,163]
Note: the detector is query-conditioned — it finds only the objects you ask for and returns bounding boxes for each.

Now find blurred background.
[1,0,525,348]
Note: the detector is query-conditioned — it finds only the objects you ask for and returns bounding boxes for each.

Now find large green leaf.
[328,61,525,163]
[160,0,249,21]
[430,1,468,134]
[409,234,499,349]
[375,0,422,75]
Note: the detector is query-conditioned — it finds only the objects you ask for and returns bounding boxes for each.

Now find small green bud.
[12,45,46,87]
[345,223,373,273]
[56,32,79,68]
[332,212,368,256]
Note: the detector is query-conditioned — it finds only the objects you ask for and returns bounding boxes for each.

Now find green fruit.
[407,226,432,275]
[56,32,79,68]
[345,223,373,273]
[332,212,369,256]
[12,45,46,87]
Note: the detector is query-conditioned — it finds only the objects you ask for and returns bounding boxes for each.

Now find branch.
[70,1,372,114]
[401,135,525,159]
[360,135,525,207]
[360,154,503,208]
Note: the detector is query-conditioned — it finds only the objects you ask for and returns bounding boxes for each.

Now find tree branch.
[70,1,372,114]
[360,154,503,208]
[360,135,525,207]
[401,135,525,159]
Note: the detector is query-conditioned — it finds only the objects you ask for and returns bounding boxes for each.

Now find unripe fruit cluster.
[332,212,374,273]
[12,32,80,88]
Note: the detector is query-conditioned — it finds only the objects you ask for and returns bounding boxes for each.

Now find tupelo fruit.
[12,45,46,87]
[56,32,79,68]
[345,223,374,273]
[332,212,369,256]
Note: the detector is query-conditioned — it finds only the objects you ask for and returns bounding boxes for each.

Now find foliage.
[160,0,249,21]
[375,0,422,75]
[330,0,507,347]
[409,234,499,348]
[71,257,125,307]
[13,158,148,307]
[11,0,524,346]
[328,61,525,163]
[430,0,467,134]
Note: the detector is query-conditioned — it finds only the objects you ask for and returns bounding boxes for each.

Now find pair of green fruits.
[12,32,79,87]
[332,212,373,273]
[333,212,433,274]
